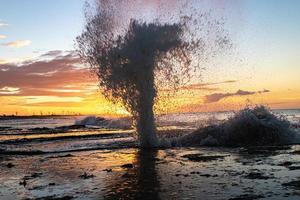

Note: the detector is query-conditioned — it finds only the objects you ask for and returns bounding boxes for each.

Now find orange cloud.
[204,89,270,103]
[0,49,298,115]
[0,52,96,97]
[2,40,31,48]
[0,34,6,39]
[0,86,20,95]
[0,59,8,64]
[179,80,237,91]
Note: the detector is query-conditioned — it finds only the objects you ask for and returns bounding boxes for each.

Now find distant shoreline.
[0,107,299,120]
[0,115,81,120]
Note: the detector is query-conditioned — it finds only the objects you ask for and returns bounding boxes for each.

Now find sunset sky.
[0,0,299,116]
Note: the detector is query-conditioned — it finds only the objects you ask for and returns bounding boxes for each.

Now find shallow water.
[0,109,299,152]
[0,116,79,129]
[1,146,300,199]
[0,109,300,199]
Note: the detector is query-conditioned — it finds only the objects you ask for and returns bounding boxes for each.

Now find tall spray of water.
[77,0,231,147]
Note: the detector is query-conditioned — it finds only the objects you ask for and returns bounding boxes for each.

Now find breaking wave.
[168,105,300,147]
[75,116,131,129]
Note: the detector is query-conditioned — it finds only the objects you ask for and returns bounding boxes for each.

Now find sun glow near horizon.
[0,0,300,116]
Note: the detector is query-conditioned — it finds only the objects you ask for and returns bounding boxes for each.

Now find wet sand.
[1,146,300,200]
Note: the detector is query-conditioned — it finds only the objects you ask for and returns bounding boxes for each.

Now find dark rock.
[240,148,277,156]
[232,182,238,186]
[122,172,131,178]
[240,146,291,156]
[31,172,43,178]
[24,195,73,200]
[121,163,134,168]
[229,194,264,200]
[19,178,27,187]
[0,126,11,130]
[79,172,94,179]
[22,172,43,181]
[292,150,300,155]
[29,127,51,132]
[182,154,227,162]
[56,125,85,130]
[103,168,112,172]
[288,166,300,170]
[257,146,291,151]
[28,185,47,190]
[6,162,15,168]
[0,150,44,156]
[47,154,73,159]
[199,174,211,177]
[279,161,293,166]
[68,124,86,129]
[49,183,56,186]
[244,172,271,180]
[282,180,300,189]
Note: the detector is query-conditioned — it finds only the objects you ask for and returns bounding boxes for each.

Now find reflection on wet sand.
[104,150,160,200]
[1,146,300,199]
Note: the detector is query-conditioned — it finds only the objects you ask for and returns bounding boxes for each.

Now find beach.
[1,146,300,200]
[0,110,300,199]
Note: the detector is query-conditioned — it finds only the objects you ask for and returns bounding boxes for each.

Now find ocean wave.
[75,116,132,129]
[1,107,299,150]
[170,105,299,147]
[0,137,136,155]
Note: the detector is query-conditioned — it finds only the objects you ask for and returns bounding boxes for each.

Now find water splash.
[175,105,299,147]
[75,116,131,129]
[77,0,231,147]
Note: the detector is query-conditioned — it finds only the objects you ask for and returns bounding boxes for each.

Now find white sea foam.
[172,106,299,147]
[75,116,131,129]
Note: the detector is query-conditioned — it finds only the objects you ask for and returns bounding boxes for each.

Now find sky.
[0,0,299,116]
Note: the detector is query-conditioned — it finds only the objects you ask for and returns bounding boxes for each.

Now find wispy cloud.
[25,96,83,104]
[0,22,8,27]
[0,56,34,65]
[204,89,270,103]
[180,80,237,91]
[0,34,7,39]
[2,40,31,48]
[0,87,20,95]
[40,50,63,58]
[0,59,8,65]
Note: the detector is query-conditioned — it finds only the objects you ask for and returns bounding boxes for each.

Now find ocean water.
[0,109,299,153]
[1,109,300,200]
